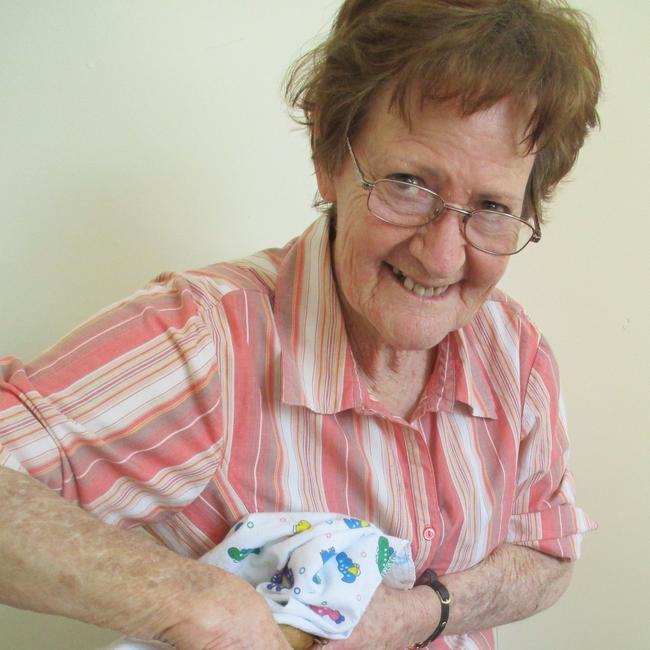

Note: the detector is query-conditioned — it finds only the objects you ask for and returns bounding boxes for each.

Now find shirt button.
[422,526,436,541]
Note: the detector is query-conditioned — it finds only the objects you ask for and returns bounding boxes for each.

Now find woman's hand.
[152,565,293,650]
[312,584,440,650]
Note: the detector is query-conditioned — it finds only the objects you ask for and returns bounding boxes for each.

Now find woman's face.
[317,93,536,352]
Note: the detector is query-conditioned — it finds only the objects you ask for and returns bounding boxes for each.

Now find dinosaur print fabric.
[202,512,415,639]
[110,512,414,647]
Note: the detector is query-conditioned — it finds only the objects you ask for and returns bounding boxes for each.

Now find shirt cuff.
[506,504,597,560]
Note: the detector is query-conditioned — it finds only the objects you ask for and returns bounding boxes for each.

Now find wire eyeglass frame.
[345,138,541,256]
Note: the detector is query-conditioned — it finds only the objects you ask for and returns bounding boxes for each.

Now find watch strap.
[409,569,451,649]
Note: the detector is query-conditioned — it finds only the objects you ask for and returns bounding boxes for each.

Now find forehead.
[356,87,535,162]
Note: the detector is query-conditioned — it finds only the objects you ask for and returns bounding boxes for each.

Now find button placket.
[405,424,442,570]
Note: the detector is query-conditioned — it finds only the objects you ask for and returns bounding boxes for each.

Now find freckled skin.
[0,469,294,649]
[316,94,535,398]
[0,93,569,650]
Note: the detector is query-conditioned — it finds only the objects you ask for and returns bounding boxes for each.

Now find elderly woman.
[0,1,600,649]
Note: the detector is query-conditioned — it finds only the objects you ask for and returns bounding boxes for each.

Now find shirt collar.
[275,217,360,413]
[274,216,497,420]
[448,328,498,419]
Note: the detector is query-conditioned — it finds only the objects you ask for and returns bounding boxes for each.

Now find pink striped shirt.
[0,216,595,649]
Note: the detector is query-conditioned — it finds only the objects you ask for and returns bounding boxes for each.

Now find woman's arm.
[0,466,291,650]
[440,542,573,636]
[0,275,292,647]
[322,542,572,649]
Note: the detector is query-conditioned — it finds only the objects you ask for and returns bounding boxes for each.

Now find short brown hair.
[285,0,601,221]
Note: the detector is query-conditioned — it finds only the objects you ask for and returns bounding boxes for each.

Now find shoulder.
[150,239,297,312]
[476,287,542,347]
[463,287,553,383]
[453,289,561,422]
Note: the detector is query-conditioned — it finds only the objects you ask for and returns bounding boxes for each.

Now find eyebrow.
[372,152,525,213]
[366,151,444,184]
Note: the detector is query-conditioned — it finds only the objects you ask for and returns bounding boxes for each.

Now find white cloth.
[107,512,415,648]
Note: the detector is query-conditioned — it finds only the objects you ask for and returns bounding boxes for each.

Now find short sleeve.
[0,273,225,528]
[505,336,596,559]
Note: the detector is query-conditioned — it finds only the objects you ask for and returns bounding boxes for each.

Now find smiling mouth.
[390,265,450,298]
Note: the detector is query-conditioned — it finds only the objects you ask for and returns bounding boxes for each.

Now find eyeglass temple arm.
[525,172,542,243]
[530,211,542,243]
[346,138,374,191]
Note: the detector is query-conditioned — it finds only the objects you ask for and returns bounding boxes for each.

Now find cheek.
[466,253,509,291]
[334,234,376,300]
[335,215,386,278]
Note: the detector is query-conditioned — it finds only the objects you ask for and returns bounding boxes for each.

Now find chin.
[378,324,452,351]
[403,335,449,351]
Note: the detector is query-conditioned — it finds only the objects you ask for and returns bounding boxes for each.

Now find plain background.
[0,1,648,648]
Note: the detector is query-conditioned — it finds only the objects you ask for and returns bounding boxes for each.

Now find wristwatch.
[409,569,451,649]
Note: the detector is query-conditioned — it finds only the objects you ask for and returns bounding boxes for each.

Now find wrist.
[152,565,283,649]
[408,584,442,647]
[409,570,451,648]
[104,544,204,639]
[149,562,239,638]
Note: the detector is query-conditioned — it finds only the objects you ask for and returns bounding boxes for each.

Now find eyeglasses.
[346,139,541,256]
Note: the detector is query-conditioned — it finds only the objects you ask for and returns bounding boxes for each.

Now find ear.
[315,162,337,204]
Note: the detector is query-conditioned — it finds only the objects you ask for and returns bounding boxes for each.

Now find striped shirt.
[0,216,595,649]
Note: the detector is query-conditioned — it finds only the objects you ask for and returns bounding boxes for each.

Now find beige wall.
[1,1,647,648]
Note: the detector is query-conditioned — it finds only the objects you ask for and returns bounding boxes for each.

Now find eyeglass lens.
[368,179,534,255]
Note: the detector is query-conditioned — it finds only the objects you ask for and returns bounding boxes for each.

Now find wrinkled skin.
[152,567,293,650]
[308,584,439,650]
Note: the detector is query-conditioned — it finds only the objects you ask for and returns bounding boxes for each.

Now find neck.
[342,303,436,419]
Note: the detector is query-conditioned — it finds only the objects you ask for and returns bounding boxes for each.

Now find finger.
[280,624,316,650]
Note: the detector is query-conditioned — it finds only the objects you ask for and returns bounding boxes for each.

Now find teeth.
[391,265,448,298]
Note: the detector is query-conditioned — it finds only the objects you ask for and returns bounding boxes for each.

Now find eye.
[480,200,510,214]
[388,173,426,188]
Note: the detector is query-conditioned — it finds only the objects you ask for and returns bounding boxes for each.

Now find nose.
[408,209,466,278]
